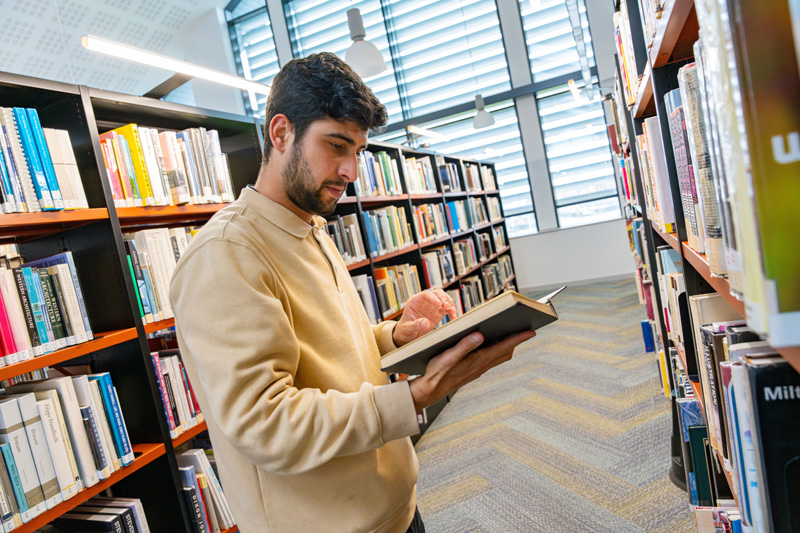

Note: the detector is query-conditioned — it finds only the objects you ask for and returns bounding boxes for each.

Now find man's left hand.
[393,289,458,347]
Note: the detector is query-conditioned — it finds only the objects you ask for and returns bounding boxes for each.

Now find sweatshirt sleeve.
[372,321,398,355]
[170,239,419,476]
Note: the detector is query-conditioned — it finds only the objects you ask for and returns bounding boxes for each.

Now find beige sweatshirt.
[169,187,420,533]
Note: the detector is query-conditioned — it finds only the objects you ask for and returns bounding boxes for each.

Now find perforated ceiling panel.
[0,0,229,96]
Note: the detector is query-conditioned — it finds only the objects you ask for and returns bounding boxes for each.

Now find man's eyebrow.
[324,132,368,151]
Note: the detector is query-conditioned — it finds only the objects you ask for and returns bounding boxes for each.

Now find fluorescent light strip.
[407,124,450,142]
[81,34,271,95]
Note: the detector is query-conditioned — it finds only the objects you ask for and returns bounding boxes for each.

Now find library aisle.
[415,279,694,532]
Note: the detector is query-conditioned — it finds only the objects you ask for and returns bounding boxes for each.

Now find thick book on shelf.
[380,287,564,375]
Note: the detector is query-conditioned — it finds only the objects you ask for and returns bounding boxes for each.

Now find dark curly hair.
[262,52,388,163]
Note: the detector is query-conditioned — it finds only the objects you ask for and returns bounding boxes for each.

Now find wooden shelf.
[116,204,228,225]
[451,229,472,239]
[496,245,511,256]
[690,380,703,409]
[632,65,654,118]
[337,196,358,204]
[385,306,404,321]
[649,0,697,67]
[0,208,109,240]
[409,193,442,200]
[220,527,239,533]
[459,263,481,278]
[359,194,409,204]
[682,243,745,318]
[0,328,138,383]
[144,317,176,335]
[473,222,491,231]
[481,253,498,266]
[776,346,800,376]
[420,234,451,248]
[346,257,371,271]
[443,278,459,290]
[490,217,505,225]
[485,189,500,195]
[19,443,165,532]
[467,191,485,197]
[372,244,419,263]
[716,449,739,508]
[503,274,516,288]
[443,192,467,199]
[650,220,679,252]
[173,420,208,446]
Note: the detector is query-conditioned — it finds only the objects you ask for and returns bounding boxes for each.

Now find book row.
[0,107,88,212]
[150,350,203,441]
[0,372,134,529]
[351,150,499,199]
[0,250,93,366]
[100,123,234,208]
[47,496,149,533]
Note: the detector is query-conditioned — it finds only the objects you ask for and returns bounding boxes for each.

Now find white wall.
[510,218,634,290]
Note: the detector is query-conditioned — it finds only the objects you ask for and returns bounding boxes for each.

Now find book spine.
[60,253,93,340]
[0,111,39,213]
[37,269,68,349]
[92,375,133,465]
[36,398,78,500]
[48,270,76,345]
[16,395,62,510]
[162,373,184,433]
[120,125,154,206]
[151,353,178,438]
[50,264,88,344]
[125,255,145,322]
[80,406,106,475]
[26,109,63,209]
[125,241,153,324]
[19,267,50,355]
[11,108,54,211]
[88,381,120,472]
[183,486,208,533]
[0,443,29,523]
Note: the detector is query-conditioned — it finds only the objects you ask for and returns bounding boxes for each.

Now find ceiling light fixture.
[406,125,450,143]
[345,8,387,78]
[567,79,584,103]
[81,34,271,95]
[473,94,495,129]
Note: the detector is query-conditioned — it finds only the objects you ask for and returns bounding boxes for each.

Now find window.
[519,0,596,83]
[381,100,534,225]
[283,0,404,123]
[381,0,510,117]
[536,80,620,227]
[228,6,281,117]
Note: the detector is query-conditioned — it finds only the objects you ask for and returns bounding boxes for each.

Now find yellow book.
[112,124,155,206]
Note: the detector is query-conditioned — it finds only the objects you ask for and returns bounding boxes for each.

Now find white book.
[56,130,88,209]
[138,128,167,206]
[0,398,47,520]
[35,397,78,502]
[42,129,76,210]
[133,230,175,319]
[168,227,190,261]
[8,378,100,489]
[0,268,33,362]
[89,380,120,472]
[6,394,62,510]
[71,376,112,480]
[32,390,81,493]
[47,264,87,344]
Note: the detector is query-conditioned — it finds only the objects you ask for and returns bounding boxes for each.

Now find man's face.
[282,118,368,217]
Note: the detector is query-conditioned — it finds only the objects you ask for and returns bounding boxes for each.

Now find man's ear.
[269,114,293,154]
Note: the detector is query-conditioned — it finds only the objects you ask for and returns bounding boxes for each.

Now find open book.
[381,286,565,375]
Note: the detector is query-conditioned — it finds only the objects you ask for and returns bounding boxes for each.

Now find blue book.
[11,108,55,210]
[79,405,108,473]
[21,252,93,340]
[447,202,460,232]
[140,259,160,319]
[362,212,378,257]
[20,267,52,353]
[640,320,655,352]
[88,373,134,466]
[25,108,63,209]
[0,442,29,522]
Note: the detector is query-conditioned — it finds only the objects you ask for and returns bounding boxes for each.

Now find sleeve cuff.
[373,380,420,443]
[376,321,399,355]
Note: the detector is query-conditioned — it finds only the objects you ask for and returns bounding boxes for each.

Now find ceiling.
[0,0,230,96]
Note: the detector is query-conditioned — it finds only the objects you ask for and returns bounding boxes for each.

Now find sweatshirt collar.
[239,186,326,239]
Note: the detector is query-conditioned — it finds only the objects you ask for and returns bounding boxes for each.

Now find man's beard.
[282,142,345,217]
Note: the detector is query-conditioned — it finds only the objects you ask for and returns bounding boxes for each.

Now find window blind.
[229,8,281,117]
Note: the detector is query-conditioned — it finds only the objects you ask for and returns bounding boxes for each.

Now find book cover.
[90,497,151,533]
[11,107,55,210]
[0,442,29,523]
[25,108,64,209]
[74,505,136,533]
[0,446,20,530]
[381,289,560,375]
[35,396,79,501]
[87,373,134,466]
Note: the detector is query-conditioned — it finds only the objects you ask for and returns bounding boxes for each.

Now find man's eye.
[331,143,344,151]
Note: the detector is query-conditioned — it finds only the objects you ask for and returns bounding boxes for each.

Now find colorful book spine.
[88,374,134,466]
[26,108,64,209]
[11,108,55,210]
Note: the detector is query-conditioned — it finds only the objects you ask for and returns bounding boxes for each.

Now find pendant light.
[345,8,387,78]
[473,94,495,129]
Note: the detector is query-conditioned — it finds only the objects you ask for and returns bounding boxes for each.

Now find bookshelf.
[0,69,517,530]
[613,0,800,529]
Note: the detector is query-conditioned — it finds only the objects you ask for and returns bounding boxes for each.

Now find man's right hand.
[408,330,536,411]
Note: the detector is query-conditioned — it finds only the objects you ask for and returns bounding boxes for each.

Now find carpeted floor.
[414,278,695,532]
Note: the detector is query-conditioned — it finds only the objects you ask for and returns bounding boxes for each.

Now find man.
[169,52,535,533]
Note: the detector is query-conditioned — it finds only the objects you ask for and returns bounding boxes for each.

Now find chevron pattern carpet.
[414,278,694,532]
